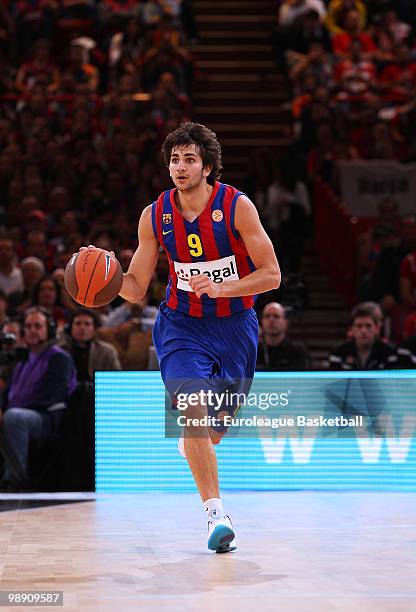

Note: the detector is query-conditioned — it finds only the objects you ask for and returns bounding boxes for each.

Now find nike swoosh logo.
[163,230,173,236]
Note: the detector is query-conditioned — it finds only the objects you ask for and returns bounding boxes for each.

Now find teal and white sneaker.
[207,511,236,553]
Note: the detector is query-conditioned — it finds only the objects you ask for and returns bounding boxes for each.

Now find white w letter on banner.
[357,416,414,463]
[385,415,414,463]
[260,436,316,463]
[260,437,286,463]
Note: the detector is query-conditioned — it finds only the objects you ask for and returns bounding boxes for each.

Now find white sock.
[204,497,224,517]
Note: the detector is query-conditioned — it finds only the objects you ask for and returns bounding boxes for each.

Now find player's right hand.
[77,245,115,257]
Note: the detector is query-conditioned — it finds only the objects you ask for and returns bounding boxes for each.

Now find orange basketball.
[64,247,123,308]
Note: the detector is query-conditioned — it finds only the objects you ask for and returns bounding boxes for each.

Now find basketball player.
[84,123,281,552]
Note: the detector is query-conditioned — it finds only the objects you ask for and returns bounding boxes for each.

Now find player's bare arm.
[189,195,281,298]
[119,205,160,303]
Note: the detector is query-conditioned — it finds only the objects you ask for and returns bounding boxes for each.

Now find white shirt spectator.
[0,267,24,297]
[102,302,158,330]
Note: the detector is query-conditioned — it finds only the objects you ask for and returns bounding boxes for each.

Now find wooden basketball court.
[0,491,415,611]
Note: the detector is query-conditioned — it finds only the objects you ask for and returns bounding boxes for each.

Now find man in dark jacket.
[58,308,120,491]
[256,302,310,370]
[328,303,399,435]
[0,307,76,490]
[59,308,121,381]
[329,303,398,370]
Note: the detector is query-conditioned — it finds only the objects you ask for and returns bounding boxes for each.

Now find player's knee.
[183,403,208,435]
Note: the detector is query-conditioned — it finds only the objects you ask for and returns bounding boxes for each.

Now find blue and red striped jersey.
[151,181,256,317]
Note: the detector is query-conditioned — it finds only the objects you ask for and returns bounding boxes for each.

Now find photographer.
[0,307,76,492]
[0,319,26,396]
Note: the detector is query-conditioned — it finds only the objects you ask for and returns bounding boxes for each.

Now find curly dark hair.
[68,307,101,333]
[162,122,223,186]
[32,275,64,308]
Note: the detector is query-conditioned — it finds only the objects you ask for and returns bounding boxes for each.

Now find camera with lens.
[0,333,28,366]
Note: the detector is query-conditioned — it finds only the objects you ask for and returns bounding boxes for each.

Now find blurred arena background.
[0,2,415,609]
[1,0,416,492]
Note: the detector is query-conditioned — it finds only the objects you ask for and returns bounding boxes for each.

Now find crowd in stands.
[0,0,198,491]
[273,1,416,346]
[274,0,416,185]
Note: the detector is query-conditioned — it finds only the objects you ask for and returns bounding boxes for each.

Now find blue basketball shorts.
[152,301,259,432]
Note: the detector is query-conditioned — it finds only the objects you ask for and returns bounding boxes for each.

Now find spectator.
[357,301,384,337]
[0,290,8,327]
[97,311,154,370]
[278,0,327,28]
[290,43,334,90]
[0,236,24,297]
[396,312,416,368]
[139,0,164,28]
[65,43,99,93]
[101,298,158,331]
[379,43,416,103]
[0,319,26,395]
[369,215,416,335]
[286,10,332,56]
[8,256,45,315]
[59,308,121,381]
[329,302,398,369]
[357,223,399,301]
[15,38,60,95]
[245,149,310,247]
[371,10,412,63]
[326,0,367,35]
[0,306,76,491]
[256,302,310,370]
[108,17,146,82]
[333,39,377,97]
[58,307,121,490]
[332,9,376,58]
[24,230,54,270]
[306,121,358,182]
[0,0,194,366]
[366,120,402,160]
[31,275,67,328]
[399,249,416,310]
[141,38,193,92]
[102,0,142,21]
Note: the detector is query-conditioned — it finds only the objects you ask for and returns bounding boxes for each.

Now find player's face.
[169,145,211,192]
[351,317,377,347]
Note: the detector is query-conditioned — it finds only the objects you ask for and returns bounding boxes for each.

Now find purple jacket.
[8,344,77,412]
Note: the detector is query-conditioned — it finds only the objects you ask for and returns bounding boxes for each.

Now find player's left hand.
[188,274,222,298]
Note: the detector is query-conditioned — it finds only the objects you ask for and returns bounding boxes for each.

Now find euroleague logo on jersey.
[212,209,223,222]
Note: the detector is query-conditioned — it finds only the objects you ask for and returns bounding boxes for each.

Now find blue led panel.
[96,371,416,492]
